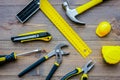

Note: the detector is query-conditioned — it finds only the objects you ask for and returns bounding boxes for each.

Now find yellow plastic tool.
[102,46,120,64]
[96,21,111,37]
[11,30,52,42]
[76,0,103,14]
[40,0,92,58]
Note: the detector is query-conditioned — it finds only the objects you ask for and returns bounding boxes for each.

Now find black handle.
[18,57,47,77]
[0,52,16,64]
[0,55,6,57]
[103,0,108,1]
[61,69,80,80]
[46,64,59,80]
[16,0,39,23]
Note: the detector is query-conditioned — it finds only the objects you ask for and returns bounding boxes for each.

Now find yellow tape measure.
[40,0,92,58]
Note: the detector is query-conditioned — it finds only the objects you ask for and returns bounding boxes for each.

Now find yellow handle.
[80,73,88,80]
[54,62,60,66]
[0,57,6,62]
[19,30,47,36]
[76,0,103,14]
[0,52,17,63]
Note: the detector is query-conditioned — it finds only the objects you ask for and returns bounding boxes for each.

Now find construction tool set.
[0,0,120,80]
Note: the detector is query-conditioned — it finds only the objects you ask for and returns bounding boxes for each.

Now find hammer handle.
[76,0,103,14]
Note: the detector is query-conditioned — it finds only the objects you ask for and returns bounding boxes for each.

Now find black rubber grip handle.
[103,0,108,1]
[61,69,79,80]
[0,52,16,64]
[18,57,47,77]
[0,55,6,57]
[83,77,88,80]
[46,64,59,80]
[16,0,39,23]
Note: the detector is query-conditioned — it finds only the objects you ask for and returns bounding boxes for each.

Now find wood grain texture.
[0,0,120,80]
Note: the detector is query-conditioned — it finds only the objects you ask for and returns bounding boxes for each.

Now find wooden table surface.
[0,0,120,80]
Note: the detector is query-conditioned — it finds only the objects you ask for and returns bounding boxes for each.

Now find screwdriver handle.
[0,49,42,65]
[0,52,16,64]
[61,67,82,80]
[0,55,7,57]
[81,74,88,80]
[18,56,48,77]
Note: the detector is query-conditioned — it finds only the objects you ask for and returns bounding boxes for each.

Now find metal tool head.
[55,50,62,64]
[17,48,42,56]
[82,60,95,73]
[62,1,85,25]
[47,43,69,58]
[55,43,70,64]
[55,43,67,50]
[55,43,69,55]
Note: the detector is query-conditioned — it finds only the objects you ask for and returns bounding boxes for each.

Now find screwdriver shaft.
[16,49,41,56]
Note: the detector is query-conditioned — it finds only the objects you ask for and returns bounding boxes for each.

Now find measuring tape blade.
[40,0,92,58]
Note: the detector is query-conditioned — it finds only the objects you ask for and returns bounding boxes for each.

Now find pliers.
[61,60,95,80]
[46,45,64,80]
[18,43,69,80]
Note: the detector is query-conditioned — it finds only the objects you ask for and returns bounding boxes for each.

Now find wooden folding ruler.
[16,0,92,58]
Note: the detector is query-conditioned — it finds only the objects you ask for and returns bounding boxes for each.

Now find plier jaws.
[55,49,62,64]
[61,60,95,80]
[82,60,95,73]
[47,43,69,58]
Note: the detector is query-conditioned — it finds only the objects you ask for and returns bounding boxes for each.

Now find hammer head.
[62,1,85,25]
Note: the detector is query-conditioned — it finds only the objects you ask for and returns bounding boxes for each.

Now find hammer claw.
[62,0,103,24]
[62,1,85,25]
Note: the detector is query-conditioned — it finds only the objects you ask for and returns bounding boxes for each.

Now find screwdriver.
[0,49,42,64]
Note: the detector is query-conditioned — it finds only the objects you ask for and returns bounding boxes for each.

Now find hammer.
[62,0,107,24]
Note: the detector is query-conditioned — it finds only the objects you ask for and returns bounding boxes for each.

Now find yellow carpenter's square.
[62,0,106,24]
